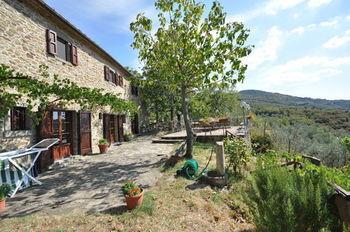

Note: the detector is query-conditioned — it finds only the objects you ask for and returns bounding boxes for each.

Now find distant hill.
[239,90,350,111]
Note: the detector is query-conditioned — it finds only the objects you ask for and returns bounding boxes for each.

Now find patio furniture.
[0,138,59,197]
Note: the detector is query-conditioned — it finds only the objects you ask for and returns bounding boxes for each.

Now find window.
[46,29,78,65]
[57,37,71,62]
[11,107,28,131]
[53,111,72,144]
[104,66,123,87]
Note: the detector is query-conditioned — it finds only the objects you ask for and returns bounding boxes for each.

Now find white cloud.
[258,56,350,87]
[245,26,283,70]
[291,26,305,35]
[264,0,305,15]
[290,17,339,35]
[228,0,333,22]
[308,0,333,8]
[323,30,350,49]
[319,18,339,27]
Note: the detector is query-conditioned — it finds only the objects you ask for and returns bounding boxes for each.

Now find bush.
[224,137,250,175]
[251,134,273,154]
[0,184,11,200]
[247,160,339,232]
[121,180,141,197]
[98,139,108,145]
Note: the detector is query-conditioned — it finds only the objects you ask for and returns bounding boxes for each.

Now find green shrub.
[251,134,273,154]
[224,137,250,175]
[247,160,339,232]
[121,180,141,197]
[0,184,11,200]
[98,139,108,145]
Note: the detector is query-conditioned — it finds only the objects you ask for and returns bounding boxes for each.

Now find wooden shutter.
[120,76,124,87]
[71,44,78,65]
[104,66,110,81]
[111,72,116,85]
[46,29,57,55]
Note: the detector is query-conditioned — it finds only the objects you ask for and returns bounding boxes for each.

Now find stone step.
[152,139,184,144]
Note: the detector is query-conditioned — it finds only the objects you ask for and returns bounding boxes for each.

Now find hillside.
[239,90,350,111]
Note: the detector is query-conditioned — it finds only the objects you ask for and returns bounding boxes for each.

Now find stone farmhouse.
[0,0,140,171]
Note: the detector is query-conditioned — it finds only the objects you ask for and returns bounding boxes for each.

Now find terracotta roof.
[22,0,132,77]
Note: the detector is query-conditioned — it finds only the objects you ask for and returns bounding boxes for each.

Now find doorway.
[79,112,92,155]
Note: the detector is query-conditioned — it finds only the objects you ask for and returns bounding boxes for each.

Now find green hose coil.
[182,159,199,179]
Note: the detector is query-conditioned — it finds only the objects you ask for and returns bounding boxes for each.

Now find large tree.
[131,0,252,158]
[128,68,181,131]
[0,64,136,122]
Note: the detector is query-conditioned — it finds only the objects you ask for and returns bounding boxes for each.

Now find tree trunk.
[170,95,175,132]
[181,86,194,159]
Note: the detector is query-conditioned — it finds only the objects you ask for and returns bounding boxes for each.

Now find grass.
[0,142,254,232]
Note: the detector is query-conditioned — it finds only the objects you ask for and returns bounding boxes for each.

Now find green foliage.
[128,68,180,126]
[0,184,11,200]
[130,0,253,156]
[0,64,137,121]
[98,139,108,145]
[251,134,273,154]
[224,137,250,175]
[121,180,141,197]
[240,89,350,111]
[130,0,252,90]
[124,132,133,142]
[306,163,350,192]
[190,86,240,121]
[341,137,350,153]
[247,159,338,232]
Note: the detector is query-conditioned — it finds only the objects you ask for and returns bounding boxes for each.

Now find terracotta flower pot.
[125,188,144,210]
[0,199,6,213]
[98,144,108,154]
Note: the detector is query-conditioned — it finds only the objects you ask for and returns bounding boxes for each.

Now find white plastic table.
[0,138,59,197]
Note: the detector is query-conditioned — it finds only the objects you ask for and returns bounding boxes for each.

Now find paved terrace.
[161,126,245,141]
[1,136,174,218]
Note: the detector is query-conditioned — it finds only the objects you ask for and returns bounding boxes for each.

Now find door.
[109,115,116,143]
[79,112,92,155]
[117,115,124,142]
[38,110,54,172]
[52,111,72,160]
[131,114,139,135]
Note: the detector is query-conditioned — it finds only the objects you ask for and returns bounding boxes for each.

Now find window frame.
[56,36,72,62]
[10,107,27,131]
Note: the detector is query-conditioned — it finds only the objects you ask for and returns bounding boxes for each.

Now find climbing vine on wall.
[0,64,137,121]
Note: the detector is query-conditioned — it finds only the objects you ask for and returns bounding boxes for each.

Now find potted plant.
[121,180,144,210]
[98,139,109,154]
[0,184,12,213]
[124,132,133,142]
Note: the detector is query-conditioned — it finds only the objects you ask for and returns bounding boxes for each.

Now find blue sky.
[44,0,350,100]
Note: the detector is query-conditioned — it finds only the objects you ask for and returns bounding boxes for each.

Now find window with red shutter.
[120,75,124,87]
[46,29,57,55]
[104,66,110,81]
[111,71,116,85]
[71,44,78,65]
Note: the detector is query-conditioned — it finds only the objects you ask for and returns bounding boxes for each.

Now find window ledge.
[53,55,73,66]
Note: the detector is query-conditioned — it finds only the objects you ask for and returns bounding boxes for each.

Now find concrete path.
[2,136,174,218]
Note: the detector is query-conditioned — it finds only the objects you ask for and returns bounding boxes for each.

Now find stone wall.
[0,0,138,153]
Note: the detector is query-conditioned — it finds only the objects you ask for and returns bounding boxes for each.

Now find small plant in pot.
[122,180,144,210]
[98,139,109,154]
[124,132,133,142]
[0,184,12,213]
